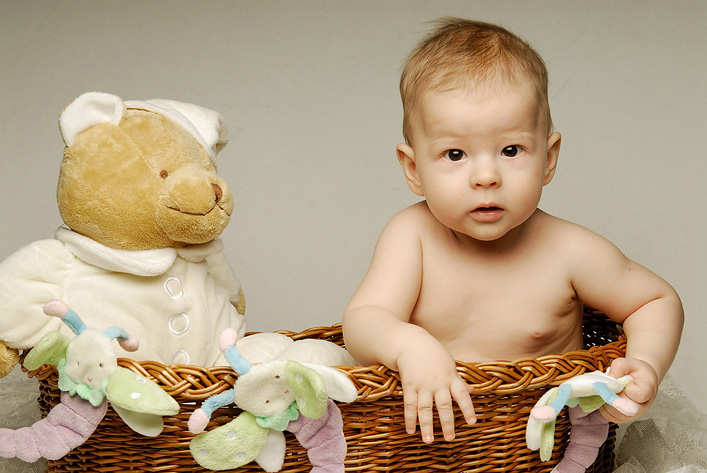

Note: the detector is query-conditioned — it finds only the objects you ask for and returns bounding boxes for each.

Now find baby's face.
[401,86,559,243]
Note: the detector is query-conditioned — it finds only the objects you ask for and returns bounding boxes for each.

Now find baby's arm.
[342,209,476,443]
[567,225,683,422]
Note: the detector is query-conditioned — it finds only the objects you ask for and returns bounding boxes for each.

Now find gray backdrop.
[1,0,704,410]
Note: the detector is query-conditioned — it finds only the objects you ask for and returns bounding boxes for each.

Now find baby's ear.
[396,143,424,196]
[543,132,561,186]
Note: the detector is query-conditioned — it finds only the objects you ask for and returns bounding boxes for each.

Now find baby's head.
[400,18,552,146]
[396,19,562,243]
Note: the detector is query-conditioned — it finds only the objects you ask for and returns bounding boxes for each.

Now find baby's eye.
[501,145,521,158]
[444,149,466,162]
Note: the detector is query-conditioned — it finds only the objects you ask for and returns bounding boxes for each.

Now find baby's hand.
[601,357,659,423]
[396,341,476,443]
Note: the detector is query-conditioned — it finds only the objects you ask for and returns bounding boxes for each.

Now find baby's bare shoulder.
[535,212,626,269]
[536,211,612,246]
[384,202,442,235]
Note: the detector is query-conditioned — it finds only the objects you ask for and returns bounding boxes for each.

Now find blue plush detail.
[223,345,251,375]
[593,381,620,406]
[103,326,130,342]
[548,383,572,414]
[201,389,236,417]
[62,308,87,335]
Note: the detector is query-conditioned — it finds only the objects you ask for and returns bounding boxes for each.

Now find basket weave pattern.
[27,308,626,472]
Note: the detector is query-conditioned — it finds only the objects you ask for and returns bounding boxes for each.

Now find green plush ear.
[539,388,560,461]
[23,331,70,370]
[539,419,556,462]
[107,367,179,415]
[190,412,269,470]
[286,360,327,419]
[526,387,560,461]
[106,367,180,437]
[576,395,605,413]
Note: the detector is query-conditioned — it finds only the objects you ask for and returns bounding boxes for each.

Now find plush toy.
[0,91,358,468]
[526,370,639,473]
[0,301,179,462]
[188,328,358,473]
[0,91,246,371]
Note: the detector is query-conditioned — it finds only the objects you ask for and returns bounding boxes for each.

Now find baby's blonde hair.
[400,18,553,144]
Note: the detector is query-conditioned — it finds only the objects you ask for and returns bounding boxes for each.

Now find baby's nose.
[471,162,501,188]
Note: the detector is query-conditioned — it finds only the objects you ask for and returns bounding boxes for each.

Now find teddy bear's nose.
[212,183,223,203]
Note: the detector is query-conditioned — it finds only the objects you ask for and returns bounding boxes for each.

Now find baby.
[342,18,683,445]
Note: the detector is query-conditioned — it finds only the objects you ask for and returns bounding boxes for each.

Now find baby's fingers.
[451,380,477,426]
[602,357,658,422]
[403,389,419,437]
[416,392,435,443]
[610,358,658,404]
[623,378,655,405]
[434,390,456,442]
[404,390,436,443]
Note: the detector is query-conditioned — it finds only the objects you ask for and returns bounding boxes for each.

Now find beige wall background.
[1,1,704,411]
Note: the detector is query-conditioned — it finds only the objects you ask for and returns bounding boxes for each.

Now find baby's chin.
[451,224,526,248]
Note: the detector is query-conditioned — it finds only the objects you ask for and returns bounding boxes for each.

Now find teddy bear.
[0,92,356,469]
[0,91,247,372]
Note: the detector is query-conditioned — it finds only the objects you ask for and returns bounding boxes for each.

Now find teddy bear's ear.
[59,92,126,147]
[158,99,228,155]
[126,98,228,164]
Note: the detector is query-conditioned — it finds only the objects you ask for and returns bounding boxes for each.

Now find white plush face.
[233,362,295,417]
[64,330,118,389]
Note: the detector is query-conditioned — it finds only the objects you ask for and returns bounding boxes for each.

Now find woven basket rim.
[25,309,626,402]
[24,308,624,473]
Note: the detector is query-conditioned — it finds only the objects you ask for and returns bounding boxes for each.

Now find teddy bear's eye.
[159,170,169,179]
[99,363,104,368]
[265,400,270,404]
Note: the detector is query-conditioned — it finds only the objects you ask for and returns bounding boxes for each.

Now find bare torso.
[408,202,584,362]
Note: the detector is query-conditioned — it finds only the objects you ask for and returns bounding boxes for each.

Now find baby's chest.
[418,251,575,313]
[413,258,582,360]
[415,250,581,344]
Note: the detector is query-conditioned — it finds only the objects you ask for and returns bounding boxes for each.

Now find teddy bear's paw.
[236,289,246,315]
[0,341,20,379]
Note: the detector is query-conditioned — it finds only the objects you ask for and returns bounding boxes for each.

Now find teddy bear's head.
[57,92,234,250]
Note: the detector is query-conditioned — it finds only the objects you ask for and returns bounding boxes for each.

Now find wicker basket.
[26,307,626,472]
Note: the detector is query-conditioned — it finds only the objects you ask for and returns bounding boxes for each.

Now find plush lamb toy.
[0,92,246,369]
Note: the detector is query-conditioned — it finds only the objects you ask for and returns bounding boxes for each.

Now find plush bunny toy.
[526,370,639,473]
[188,328,357,473]
[0,301,179,462]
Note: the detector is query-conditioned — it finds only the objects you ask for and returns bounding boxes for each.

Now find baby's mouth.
[471,205,504,221]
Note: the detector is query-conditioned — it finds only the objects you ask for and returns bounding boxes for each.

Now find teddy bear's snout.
[159,167,234,217]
